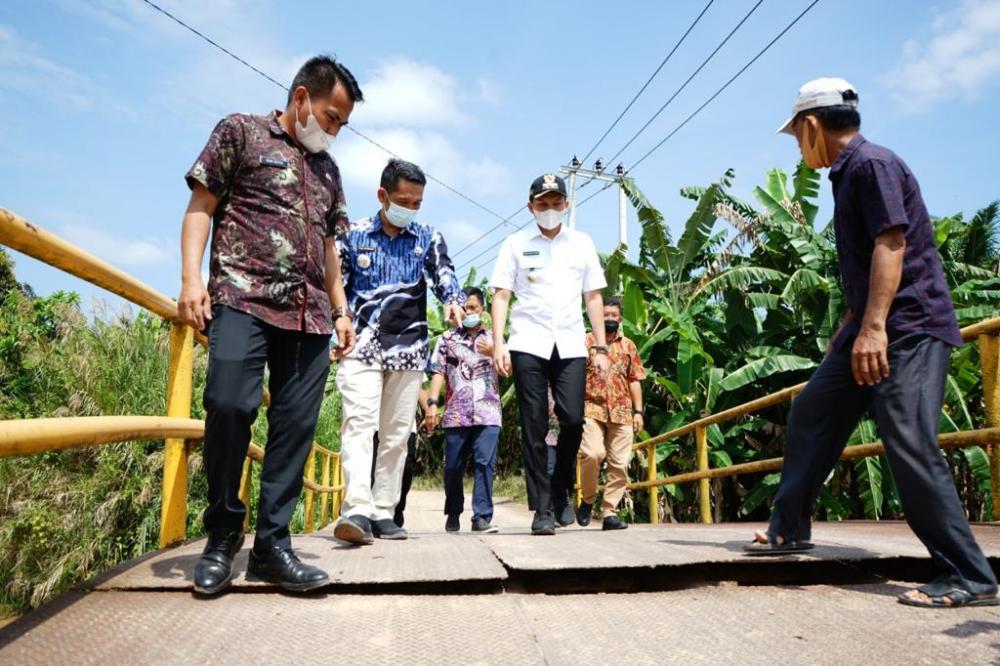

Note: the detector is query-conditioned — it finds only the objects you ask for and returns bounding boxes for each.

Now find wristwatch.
[427,398,440,408]
[591,344,609,355]
[333,306,352,320]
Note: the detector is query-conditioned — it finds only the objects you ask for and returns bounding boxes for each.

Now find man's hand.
[851,323,889,385]
[632,412,644,433]
[334,316,356,357]
[177,278,212,332]
[493,340,512,378]
[476,337,493,356]
[592,351,611,374]
[422,405,439,432]
[444,303,465,327]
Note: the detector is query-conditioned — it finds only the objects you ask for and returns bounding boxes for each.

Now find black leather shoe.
[602,515,628,531]
[445,514,460,532]
[193,529,245,595]
[576,501,593,527]
[531,511,556,536]
[333,515,374,545]
[372,518,408,540]
[247,546,329,592]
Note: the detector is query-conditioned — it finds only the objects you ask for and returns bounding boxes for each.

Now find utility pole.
[560,157,629,248]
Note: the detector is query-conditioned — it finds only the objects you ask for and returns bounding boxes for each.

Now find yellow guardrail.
[0,207,344,546]
[625,317,1000,524]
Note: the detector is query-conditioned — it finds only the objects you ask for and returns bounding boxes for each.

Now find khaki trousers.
[579,417,634,513]
[337,358,423,521]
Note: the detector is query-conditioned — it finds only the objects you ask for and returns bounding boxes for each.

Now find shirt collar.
[525,224,567,241]
[268,110,288,137]
[457,325,485,339]
[368,212,417,237]
[829,133,866,178]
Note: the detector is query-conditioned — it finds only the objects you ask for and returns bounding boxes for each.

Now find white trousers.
[337,358,422,521]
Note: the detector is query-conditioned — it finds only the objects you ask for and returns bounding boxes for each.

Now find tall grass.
[0,287,346,613]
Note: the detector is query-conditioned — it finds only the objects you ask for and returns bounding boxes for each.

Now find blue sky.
[2,0,1000,315]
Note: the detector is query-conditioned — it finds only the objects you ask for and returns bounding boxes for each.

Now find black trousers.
[371,432,415,527]
[770,335,997,595]
[511,347,586,513]
[202,306,331,551]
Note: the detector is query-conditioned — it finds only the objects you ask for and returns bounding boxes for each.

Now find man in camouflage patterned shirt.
[178,56,362,595]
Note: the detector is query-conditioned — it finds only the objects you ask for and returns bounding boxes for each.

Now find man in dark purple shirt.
[745,78,997,609]
[178,56,362,595]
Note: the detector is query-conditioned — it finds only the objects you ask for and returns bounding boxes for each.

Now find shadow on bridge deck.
[1,491,999,664]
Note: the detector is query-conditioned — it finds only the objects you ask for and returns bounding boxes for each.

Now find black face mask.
[604,320,620,334]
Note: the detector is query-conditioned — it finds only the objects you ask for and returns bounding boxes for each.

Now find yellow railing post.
[238,456,252,532]
[159,323,194,548]
[303,449,316,533]
[319,452,331,527]
[980,333,1000,517]
[332,454,343,520]
[575,457,583,508]
[647,443,659,524]
[696,425,711,524]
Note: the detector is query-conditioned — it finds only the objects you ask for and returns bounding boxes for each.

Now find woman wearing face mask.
[489,173,611,535]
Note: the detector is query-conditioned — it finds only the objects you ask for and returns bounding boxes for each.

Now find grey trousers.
[769,335,996,595]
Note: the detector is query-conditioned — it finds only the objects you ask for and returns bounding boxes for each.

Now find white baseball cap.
[777,77,859,135]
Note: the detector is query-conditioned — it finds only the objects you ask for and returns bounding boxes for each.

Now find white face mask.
[533,208,564,231]
[294,95,336,153]
[384,201,417,228]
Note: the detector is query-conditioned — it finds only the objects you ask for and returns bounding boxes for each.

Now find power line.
[459,180,617,277]
[579,0,715,165]
[139,0,510,224]
[629,0,822,172]
[450,204,527,259]
[604,0,765,167]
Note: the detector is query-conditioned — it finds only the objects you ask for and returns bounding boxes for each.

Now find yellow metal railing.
[624,316,1000,524]
[0,207,345,547]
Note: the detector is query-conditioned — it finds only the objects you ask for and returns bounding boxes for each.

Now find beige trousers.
[579,417,634,513]
[336,358,423,521]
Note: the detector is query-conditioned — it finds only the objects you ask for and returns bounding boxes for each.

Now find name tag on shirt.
[259,155,289,168]
[520,248,546,270]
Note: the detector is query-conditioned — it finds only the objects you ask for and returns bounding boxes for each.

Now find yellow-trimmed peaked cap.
[529,173,568,200]
[777,77,859,135]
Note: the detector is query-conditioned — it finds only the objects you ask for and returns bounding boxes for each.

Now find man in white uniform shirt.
[490,173,610,535]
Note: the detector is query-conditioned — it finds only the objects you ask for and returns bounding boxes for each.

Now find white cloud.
[356,58,470,128]
[0,23,98,110]
[886,0,1000,111]
[336,128,512,199]
[59,225,173,268]
[477,78,501,107]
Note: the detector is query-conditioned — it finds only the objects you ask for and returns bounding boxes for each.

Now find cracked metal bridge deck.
[2,491,999,664]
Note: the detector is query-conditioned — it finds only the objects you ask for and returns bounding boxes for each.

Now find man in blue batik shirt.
[333,159,465,543]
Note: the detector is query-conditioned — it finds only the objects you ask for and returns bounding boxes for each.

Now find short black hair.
[464,286,486,307]
[800,91,861,132]
[604,294,622,310]
[288,55,363,105]
[381,159,427,192]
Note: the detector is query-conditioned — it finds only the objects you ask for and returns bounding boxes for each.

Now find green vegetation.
[1,163,996,613]
[604,164,999,524]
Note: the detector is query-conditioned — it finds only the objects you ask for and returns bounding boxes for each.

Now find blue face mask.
[384,201,417,228]
[463,313,481,329]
